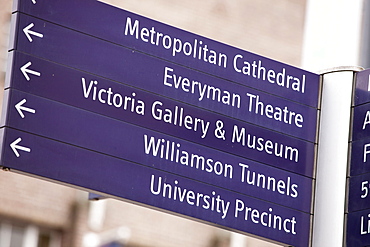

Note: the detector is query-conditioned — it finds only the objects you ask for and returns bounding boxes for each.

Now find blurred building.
[0,0,365,247]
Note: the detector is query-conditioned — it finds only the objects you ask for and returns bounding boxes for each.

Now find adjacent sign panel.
[354,70,370,106]
[351,71,370,178]
[347,209,370,246]
[350,68,370,177]
[347,68,370,246]
[1,1,321,246]
[13,0,320,108]
[348,173,370,212]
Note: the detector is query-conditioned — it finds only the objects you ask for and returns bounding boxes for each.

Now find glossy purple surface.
[0,127,311,246]
[13,0,320,108]
[2,89,314,211]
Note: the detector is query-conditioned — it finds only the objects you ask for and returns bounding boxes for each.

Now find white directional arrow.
[15,99,36,119]
[32,0,36,4]
[10,138,31,158]
[20,62,41,81]
[23,23,43,42]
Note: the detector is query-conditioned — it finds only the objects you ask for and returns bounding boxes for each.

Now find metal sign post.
[312,67,361,246]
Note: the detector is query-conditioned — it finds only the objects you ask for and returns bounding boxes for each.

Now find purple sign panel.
[0,127,311,246]
[351,79,370,176]
[350,138,370,177]
[348,173,370,213]
[4,51,316,178]
[347,70,370,245]
[1,88,313,212]
[6,46,318,142]
[8,14,318,142]
[13,0,320,108]
[354,69,370,106]
[346,209,370,246]
[352,103,370,142]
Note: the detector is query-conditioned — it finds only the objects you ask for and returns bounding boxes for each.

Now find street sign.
[349,70,370,177]
[352,102,370,141]
[346,209,370,246]
[1,88,313,212]
[347,173,370,213]
[4,51,316,177]
[1,1,321,245]
[346,69,370,246]
[7,47,318,142]
[0,127,312,247]
[354,69,370,106]
[350,127,370,177]
[350,111,370,176]
[8,14,318,142]
[13,0,320,108]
